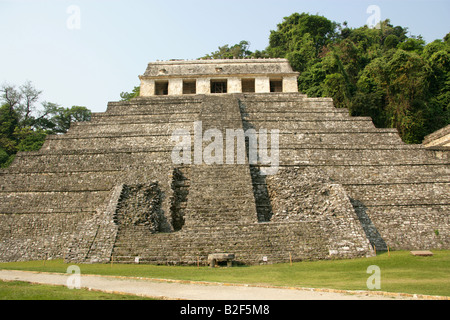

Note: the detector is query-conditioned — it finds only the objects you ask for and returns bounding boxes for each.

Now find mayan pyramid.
[0,59,448,265]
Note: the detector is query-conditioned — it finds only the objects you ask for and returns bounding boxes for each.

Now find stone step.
[41,135,180,152]
[250,164,449,185]
[70,121,195,133]
[0,190,109,214]
[39,136,423,154]
[344,182,450,206]
[8,147,446,175]
[277,146,448,165]
[105,99,203,115]
[67,125,401,138]
[0,171,122,192]
[245,118,377,130]
[8,151,173,173]
[315,164,450,184]
[109,224,361,265]
[91,112,200,122]
[241,106,346,114]
[276,132,403,146]
[240,98,333,107]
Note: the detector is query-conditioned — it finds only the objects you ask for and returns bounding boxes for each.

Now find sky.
[0,0,449,113]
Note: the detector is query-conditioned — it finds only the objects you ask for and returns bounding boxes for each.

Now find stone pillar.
[140,79,155,97]
[169,78,183,96]
[228,77,242,93]
[283,76,299,93]
[255,77,270,93]
[197,78,210,94]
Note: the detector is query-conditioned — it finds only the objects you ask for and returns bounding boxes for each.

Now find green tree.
[0,147,9,166]
[14,127,47,152]
[267,13,339,59]
[350,91,386,127]
[423,39,450,135]
[0,82,92,167]
[384,34,400,49]
[298,61,327,97]
[322,73,350,108]
[0,104,19,154]
[120,86,140,101]
[200,41,253,60]
[398,37,426,54]
[48,105,92,134]
[355,49,431,143]
[285,33,317,72]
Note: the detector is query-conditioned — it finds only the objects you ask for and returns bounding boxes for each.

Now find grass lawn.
[0,280,156,300]
[1,250,449,298]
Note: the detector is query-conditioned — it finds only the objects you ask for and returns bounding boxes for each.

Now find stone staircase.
[111,95,262,264]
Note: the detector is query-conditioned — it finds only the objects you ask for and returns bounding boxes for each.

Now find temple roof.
[140,58,299,79]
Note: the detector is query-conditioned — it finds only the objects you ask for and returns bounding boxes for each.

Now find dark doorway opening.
[211,79,228,94]
[242,79,256,93]
[155,81,169,95]
[270,80,283,93]
[183,80,196,95]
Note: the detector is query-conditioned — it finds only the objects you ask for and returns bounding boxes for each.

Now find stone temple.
[0,59,448,265]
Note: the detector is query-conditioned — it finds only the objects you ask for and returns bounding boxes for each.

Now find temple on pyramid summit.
[0,59,448,265]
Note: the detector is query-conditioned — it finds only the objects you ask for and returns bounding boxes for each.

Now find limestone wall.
[0,211,94,262]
